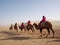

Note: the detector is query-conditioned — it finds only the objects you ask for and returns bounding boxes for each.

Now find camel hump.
[41,21,52,27]
[41,22,46,27]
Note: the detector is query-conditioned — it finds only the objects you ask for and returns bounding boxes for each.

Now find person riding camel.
[21,22,25,29]
[40,16,46,25]
[28,20,31,26]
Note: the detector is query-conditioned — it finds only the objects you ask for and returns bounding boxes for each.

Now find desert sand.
[0,21,60,45]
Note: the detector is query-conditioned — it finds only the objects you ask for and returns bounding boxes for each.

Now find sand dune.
[0,20,60,45]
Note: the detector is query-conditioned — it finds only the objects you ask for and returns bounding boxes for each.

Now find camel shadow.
[0,35,60,41]
[46,37,60,42]
[52,40,60,42]
[0,36,60,41]
[47,39,60,42]
[0,31,20,36]
[0,36,30,40]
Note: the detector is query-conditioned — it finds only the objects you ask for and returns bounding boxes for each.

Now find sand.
[0,21,60,45]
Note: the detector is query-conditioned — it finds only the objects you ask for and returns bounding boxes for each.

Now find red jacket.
[28,20,31,25]
[21,23,25,28]
[41,16,46,22]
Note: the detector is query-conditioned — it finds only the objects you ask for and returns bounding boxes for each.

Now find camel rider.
[21,22,25,29]
[40,16,46,25]
[28,20,31,26]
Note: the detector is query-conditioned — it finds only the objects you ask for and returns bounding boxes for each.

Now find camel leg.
[50,28,54,38]
[21,28,23,31]
[31,28,35,35]
[46,28,50,38]
[40,28,42,37]
[19,27,22,32]
[32,28,35,32]
[27,29,29,34]
[24,28,26,32]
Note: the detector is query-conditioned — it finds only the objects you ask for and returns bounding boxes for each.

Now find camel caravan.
[9,21,35,33]
[9,16,55,38]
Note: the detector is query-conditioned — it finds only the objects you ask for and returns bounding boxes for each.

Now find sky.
[0,0,60,26]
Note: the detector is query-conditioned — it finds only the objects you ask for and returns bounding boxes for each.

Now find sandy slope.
[0,21,60,45]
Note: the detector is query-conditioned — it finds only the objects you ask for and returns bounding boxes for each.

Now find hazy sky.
[0,0,60,25]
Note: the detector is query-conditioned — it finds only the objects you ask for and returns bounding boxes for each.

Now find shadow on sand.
[52,40,60,42]
[0,31,60,41]
[0,31,30,40]
[0,31,37,40]
[47,39,60,42]
[0,31,20,36]
[0,36,30,40]
[0,36,60,41]
[46,37,60,42]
